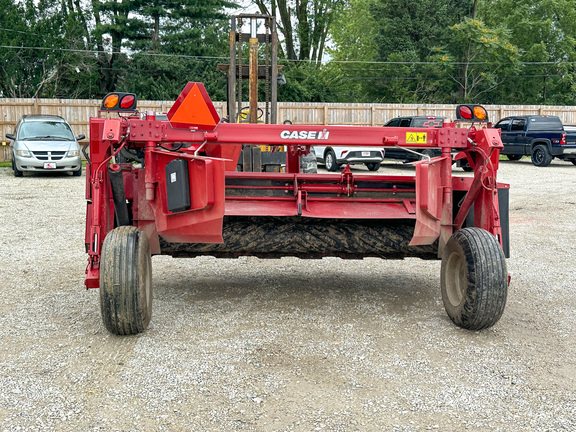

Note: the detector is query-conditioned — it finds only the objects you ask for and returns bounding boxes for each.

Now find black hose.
[108,165,131,226]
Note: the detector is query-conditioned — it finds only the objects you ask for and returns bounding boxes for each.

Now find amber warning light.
[456,104,488,122]
[101,93,137,112]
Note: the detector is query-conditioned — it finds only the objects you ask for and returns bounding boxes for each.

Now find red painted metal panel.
[224,199,415,219]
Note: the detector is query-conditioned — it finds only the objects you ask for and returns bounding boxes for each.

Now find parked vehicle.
[382,116,446,162]
[312,127,385,171]
[6,115,85,176]
[494,115,576,167]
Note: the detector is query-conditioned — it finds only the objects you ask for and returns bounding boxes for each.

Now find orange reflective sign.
[167,82,220,130]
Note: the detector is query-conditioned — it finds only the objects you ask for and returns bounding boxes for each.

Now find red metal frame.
[85,83,507,289]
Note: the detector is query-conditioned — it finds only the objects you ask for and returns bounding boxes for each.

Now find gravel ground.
[0,158,575,431]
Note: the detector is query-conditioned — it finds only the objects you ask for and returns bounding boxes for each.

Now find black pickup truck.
[494,115,576,166]
[382,116,446,162]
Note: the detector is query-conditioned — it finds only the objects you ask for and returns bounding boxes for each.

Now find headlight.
[67,150,80,157]
[16,150,32,157]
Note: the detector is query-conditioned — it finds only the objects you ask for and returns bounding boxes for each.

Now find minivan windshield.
[19,121,75,141]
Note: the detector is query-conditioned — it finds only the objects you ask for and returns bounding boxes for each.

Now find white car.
[313,145,384,172]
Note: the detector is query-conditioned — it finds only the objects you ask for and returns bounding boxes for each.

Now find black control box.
[165,159,191,213]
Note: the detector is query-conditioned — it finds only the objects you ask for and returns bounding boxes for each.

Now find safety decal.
[406,132,427,144]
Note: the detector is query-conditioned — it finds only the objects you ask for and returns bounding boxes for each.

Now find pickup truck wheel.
[570,159,576,165]
[100,226,152,335]
[441,228,508,330]
[420,149,436,160]
[531,145,553,167]
[365,162,380,171]
[506,154,522,161]
[324,150,339,172]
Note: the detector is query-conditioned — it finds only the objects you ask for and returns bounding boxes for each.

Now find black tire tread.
[160,217,437,259]
[100,226,152,335]
[441,227,507,330]
[531,144,553,167]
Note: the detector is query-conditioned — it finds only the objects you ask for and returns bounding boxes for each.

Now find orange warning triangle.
[167,82,220,130]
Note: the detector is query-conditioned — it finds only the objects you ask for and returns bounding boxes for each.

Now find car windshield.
[19,121,75,140]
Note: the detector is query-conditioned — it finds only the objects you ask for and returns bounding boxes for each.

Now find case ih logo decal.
[280,129,330,140]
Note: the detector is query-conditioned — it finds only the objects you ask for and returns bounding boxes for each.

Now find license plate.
[361,151,371,157]
[44,162,57,169]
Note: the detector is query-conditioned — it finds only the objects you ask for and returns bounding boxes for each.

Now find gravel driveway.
[0,159,574,431]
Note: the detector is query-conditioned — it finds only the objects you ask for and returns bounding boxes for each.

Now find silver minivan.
[7,115,84,177]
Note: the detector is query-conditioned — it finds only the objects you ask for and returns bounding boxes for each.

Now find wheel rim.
[533,149,543,164]
[326,153,334,169]
[445,251,466,307]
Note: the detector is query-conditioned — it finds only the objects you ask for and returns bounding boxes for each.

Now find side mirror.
[77,134,86,141]
[6,133,15,140]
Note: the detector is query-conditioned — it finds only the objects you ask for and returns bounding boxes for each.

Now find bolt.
[107,133,114,139]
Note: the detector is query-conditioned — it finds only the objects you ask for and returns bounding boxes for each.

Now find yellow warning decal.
[406,132,427,144]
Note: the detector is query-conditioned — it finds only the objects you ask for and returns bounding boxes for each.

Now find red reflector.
[120,95,135,109]
[459,106,473,120]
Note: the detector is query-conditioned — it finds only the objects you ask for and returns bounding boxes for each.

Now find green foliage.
[442,18,521,103]
[478,0,576,104]
[3,0,576,106]
[278,62,348,102]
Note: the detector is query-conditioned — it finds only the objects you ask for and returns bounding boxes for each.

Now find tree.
[478,0,576,104]
[441,19,520,102]
[328,0,474,102]
[99,0,235,99]
[252,0,343,61]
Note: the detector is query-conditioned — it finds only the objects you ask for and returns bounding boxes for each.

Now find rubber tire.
[571,159,576,165]
[506,154,522,161]
[300,152,318,173]
[365,162,380,171]
[325,149,338,172]
[531,144,553,167]
[100,226,152,335]
[420,149,436,160]
[441,227,508,330]
[12,159,22,177]
[73,166,82,176]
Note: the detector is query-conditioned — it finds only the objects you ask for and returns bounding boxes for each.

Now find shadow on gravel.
[152,260,440,318]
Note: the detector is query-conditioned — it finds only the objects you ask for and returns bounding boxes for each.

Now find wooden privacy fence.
[2,97,576,162]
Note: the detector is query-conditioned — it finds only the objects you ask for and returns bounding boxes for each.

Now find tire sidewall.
[441,237,469,322]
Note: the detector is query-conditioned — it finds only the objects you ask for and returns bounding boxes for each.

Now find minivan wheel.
[12,159,22,177]
[73,166,82,177]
